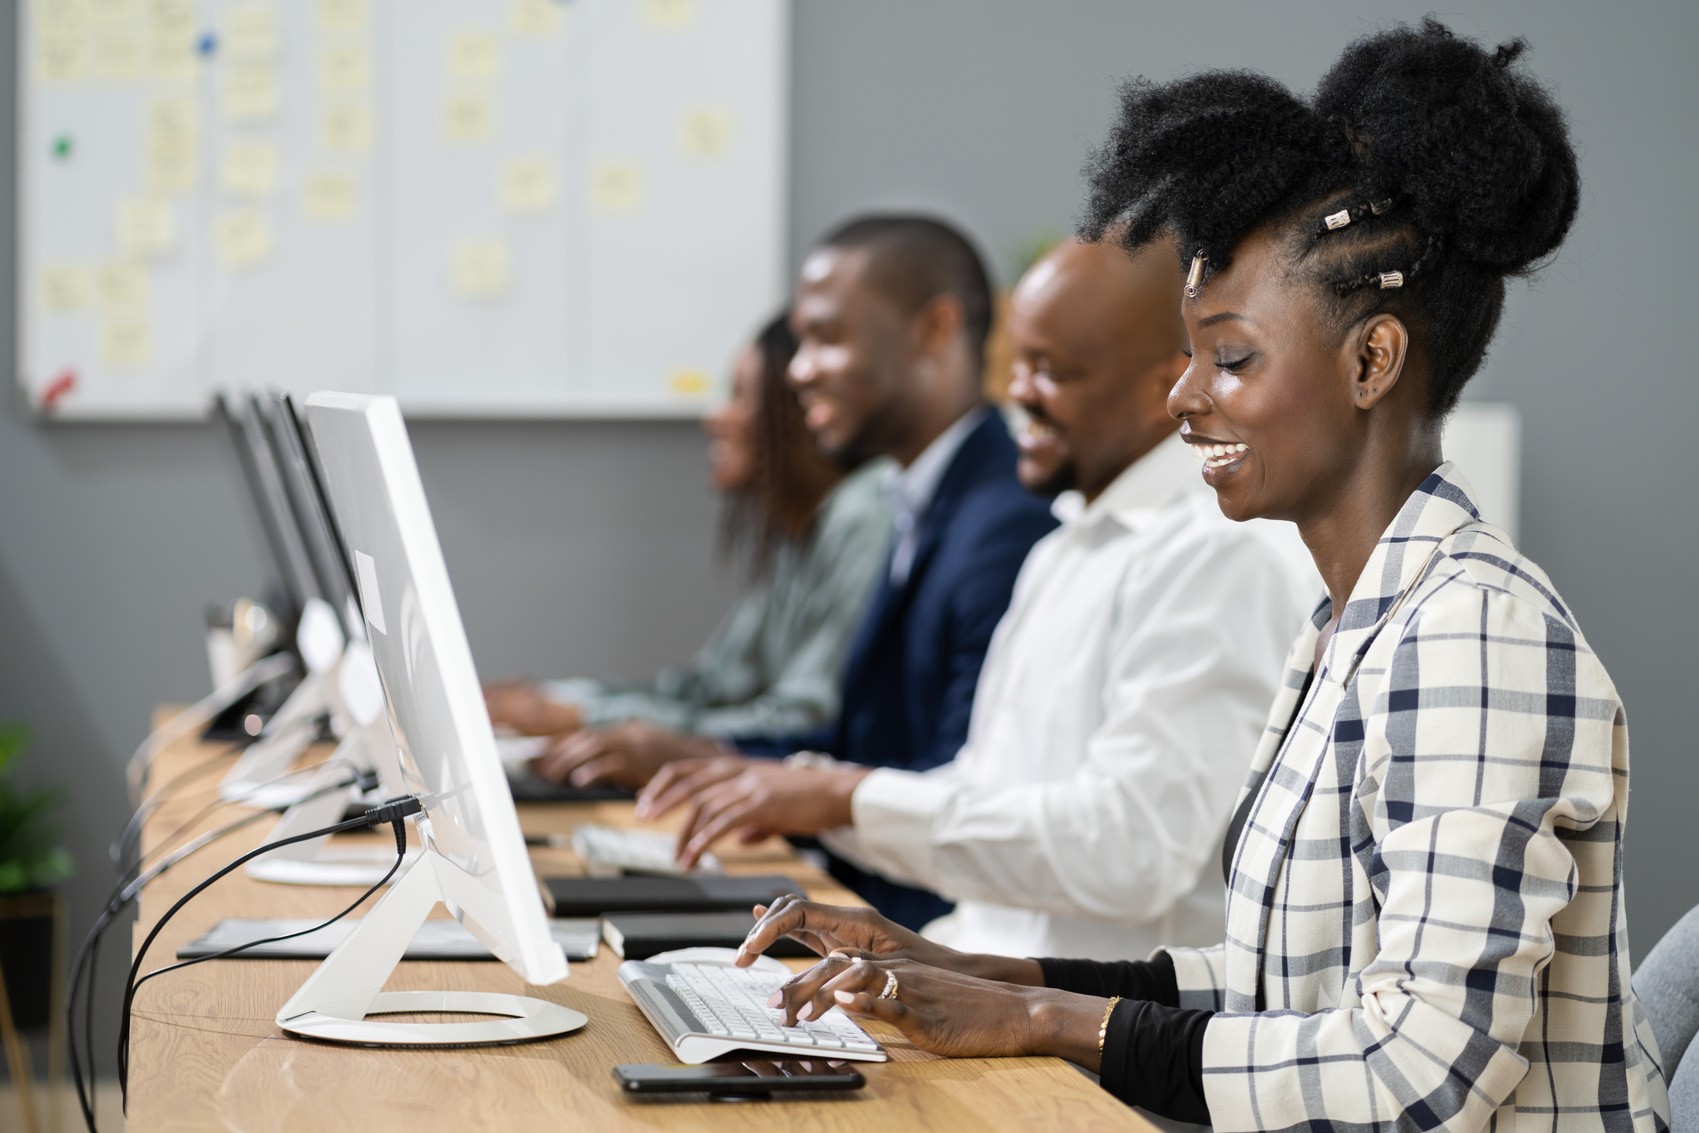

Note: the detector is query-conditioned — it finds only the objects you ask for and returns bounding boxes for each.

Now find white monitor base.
[281,990,587,1046]
[275,850,582,1048]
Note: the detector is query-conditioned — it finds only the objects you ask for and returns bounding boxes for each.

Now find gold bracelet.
[1098,996,1122,1054]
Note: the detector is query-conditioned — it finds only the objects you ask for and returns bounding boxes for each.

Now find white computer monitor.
[275,391,583,1045]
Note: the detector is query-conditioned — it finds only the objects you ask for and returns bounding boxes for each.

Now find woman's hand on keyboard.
[763,953,1108,1068]
[737,895,1043,986]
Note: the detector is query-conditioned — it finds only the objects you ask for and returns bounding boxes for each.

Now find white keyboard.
[619,960,886,1064]
[572,824,721,875]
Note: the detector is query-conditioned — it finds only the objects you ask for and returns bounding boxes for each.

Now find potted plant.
[0,724,73,1029]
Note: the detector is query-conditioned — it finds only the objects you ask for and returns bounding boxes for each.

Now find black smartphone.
[613,1060,867,1096]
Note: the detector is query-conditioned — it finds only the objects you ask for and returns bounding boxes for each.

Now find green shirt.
[544,458,893,738]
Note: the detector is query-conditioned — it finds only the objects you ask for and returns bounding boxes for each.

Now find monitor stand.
[276,850,587,1046]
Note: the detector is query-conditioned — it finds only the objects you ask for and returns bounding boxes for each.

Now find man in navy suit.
[639,216,1057,928]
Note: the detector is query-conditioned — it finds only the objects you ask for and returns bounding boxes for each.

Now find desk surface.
[127,725,1152,1132]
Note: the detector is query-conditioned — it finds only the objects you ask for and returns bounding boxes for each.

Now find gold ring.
[878,972,899,1000]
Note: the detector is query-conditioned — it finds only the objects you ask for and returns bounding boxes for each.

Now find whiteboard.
[18,0,787,419]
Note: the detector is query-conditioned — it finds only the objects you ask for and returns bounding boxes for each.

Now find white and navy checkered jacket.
[1166,465,1669,1133]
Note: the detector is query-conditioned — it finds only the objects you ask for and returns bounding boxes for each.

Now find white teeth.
[1200,443,1248,470]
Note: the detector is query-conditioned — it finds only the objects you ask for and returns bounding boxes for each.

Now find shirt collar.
[1049,431,1199,531]
[1318,460,1485,684]
[887,406,988,520]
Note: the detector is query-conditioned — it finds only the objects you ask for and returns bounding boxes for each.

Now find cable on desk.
[66,767,373,1133]
[115,796,424,1117]
[110,712,320,877]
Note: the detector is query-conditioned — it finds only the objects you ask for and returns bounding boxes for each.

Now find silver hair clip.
[1369,198,1394,216]
[1378,271,1404,289]
[1324,209,1352,231]
[1184,251,1207,298]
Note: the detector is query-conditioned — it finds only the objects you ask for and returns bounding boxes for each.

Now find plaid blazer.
[1166,465,1669,1133]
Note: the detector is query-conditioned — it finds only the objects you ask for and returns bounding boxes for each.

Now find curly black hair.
[1080,19,1580,415]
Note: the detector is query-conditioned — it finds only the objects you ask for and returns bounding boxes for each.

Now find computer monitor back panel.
[260,392,364,642]
[303,392,564,985]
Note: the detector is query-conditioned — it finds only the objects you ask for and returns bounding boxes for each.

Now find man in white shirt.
[639,238,1317,959]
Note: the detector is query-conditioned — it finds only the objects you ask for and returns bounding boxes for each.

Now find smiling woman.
[729,19,1670,1133]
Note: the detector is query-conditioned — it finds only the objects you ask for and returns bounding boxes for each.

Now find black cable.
[67,770,371,1133]
[109,739,248,875]
[115,796,423,1110]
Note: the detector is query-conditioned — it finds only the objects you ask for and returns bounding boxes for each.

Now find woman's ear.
[1350,314,1409,411]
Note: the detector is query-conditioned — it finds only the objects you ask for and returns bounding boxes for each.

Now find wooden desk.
[124,728,1151,1132]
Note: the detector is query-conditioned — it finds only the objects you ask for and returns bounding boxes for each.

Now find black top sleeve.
[1036,951,1179,1005]
[1035,951,1211,1125]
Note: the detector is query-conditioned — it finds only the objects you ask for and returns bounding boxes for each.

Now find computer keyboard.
[619,960,887,1064]
[573,824,721,875]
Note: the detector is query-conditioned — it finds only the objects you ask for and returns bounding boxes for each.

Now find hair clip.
[1377,271,1404,289]
[1324,209,1352,231]
[1369,198,1394,216]
[1184,251,1207,298]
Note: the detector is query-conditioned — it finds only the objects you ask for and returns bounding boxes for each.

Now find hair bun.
[1082,71,1327,269]
[1314,18,1579,274]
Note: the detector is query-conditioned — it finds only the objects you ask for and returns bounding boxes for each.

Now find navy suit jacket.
[742,411,1058,929]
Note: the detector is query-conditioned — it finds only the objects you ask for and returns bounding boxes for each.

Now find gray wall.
[2,0,1694,1076]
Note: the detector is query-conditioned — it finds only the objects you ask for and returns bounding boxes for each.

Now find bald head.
[1007,238,1188,499]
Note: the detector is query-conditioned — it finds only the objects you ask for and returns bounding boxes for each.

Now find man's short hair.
[817,214,994,372]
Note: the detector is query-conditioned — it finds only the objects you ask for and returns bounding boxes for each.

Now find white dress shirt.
[821,432,1319,961]
[885,406,988,586]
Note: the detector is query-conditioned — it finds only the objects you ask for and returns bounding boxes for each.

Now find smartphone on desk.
[613,1060,866,1096]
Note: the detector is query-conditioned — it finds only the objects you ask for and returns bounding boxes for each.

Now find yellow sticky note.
[451,239,510,299]
[442,93,495,142]
[675,105,734,160]
[590,159,646,215]
[97,261,149,307]
[225,66,279,121]
[149,97,196,142]
[146,97,197,191]
[40,265,91,312]
[36,24,85,83]
[500,157,558,214]
[642,0,698,31]
[225,4,278,59]
[84,0,139,24]
[37,0,87,25]
[89,24,145,79]
[148,33,197,81]
[319,0,370,31]
[221,140,279,196]
[510,0,563,38]
[100,312,153,368]
[319,102,373,152]
[215,210,274,268]
[151,0,196,29]
[446,31,500,80]
[116,197,176,256]
[302,171,357,221]
[317,45,370,91]
[668,370,711,397]
[315,0,367,32]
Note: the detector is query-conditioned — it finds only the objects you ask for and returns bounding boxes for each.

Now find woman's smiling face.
[1168,227,1377,525]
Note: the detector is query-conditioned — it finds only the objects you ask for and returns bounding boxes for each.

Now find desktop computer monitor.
[258,392,365,644]
[279,391,583,1045]
[217,393,326,620]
